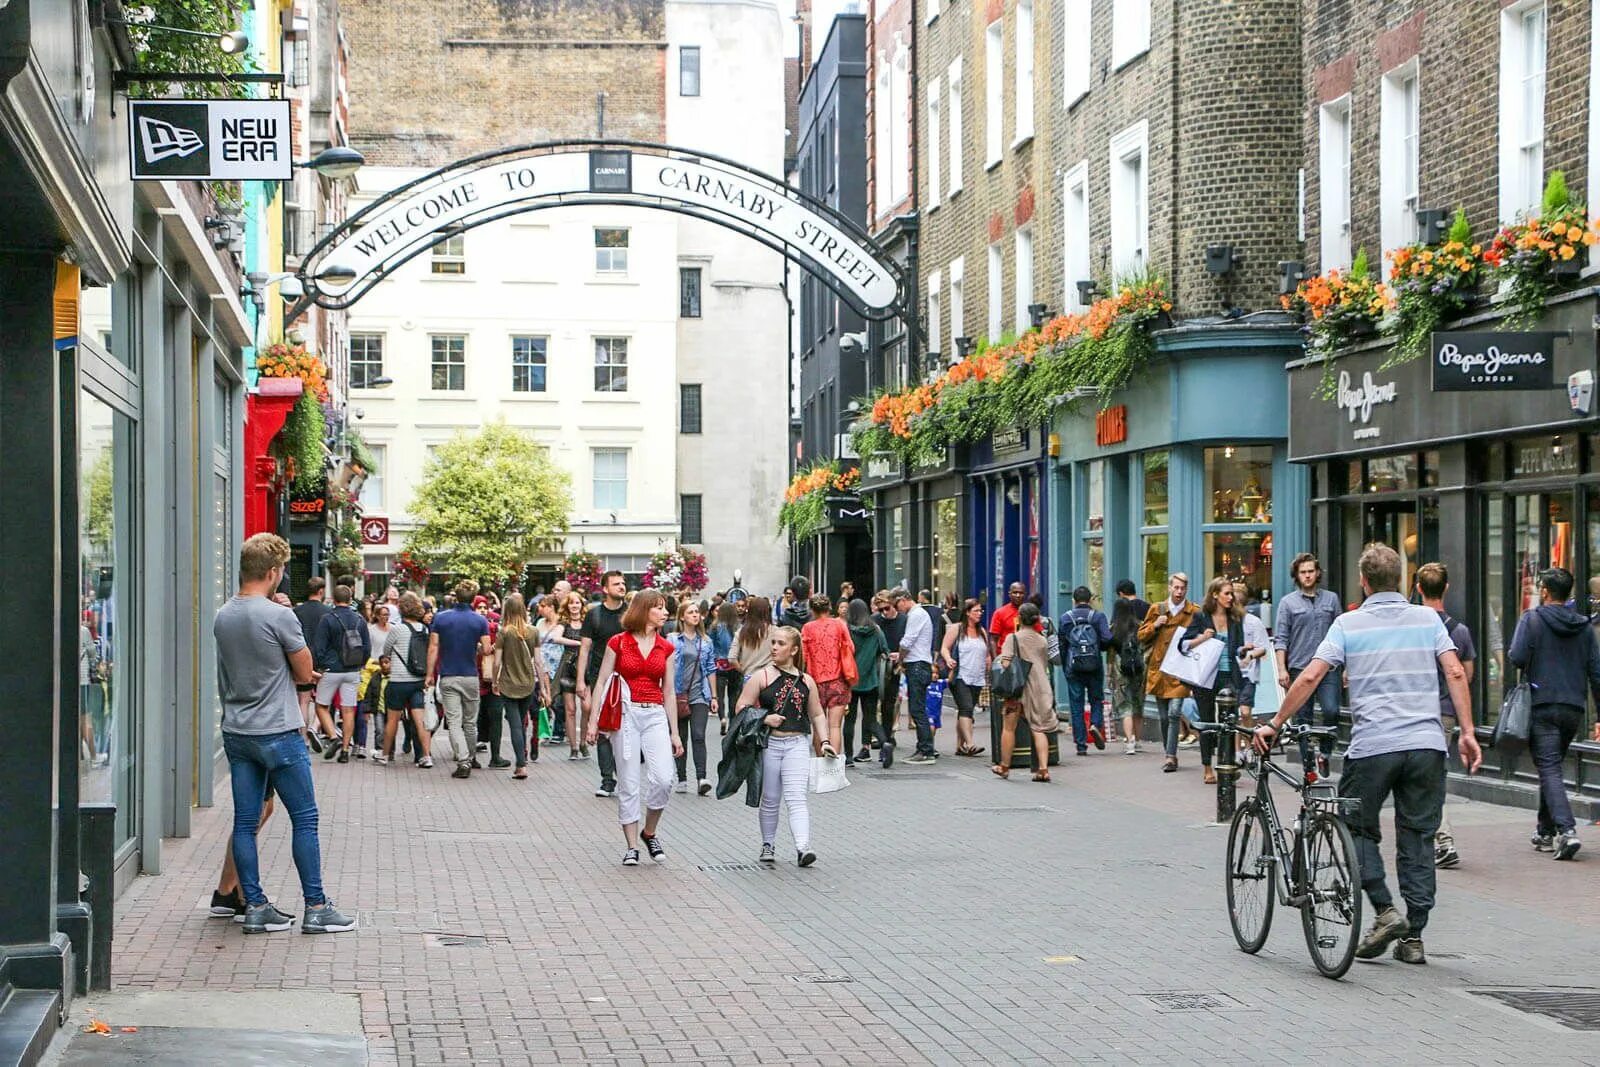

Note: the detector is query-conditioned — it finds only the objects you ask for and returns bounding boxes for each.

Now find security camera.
[353,407,366,420]
[278,276,305,300]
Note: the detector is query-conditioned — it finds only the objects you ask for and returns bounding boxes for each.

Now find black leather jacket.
[715,704,769,807]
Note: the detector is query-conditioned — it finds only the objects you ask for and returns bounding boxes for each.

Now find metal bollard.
[1214,688,1239,824]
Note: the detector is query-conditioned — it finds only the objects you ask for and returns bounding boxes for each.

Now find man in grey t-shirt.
[214,533,354,936]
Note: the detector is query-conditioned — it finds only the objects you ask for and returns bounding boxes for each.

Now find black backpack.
[338,612,366,669]
[1117,631,1146,680]
[402,621,430,677]
[1066,610,1102,675]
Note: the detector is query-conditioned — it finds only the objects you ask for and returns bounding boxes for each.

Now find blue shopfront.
[1050,325,1309,623]
[970,426,1052,607]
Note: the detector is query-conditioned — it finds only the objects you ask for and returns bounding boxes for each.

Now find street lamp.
[297,146,365,180]
[107,16,250,54]
[366,376,395,389]
[314,263,358,286]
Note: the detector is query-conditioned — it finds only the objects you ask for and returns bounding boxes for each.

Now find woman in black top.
[734,626,831,867]
[1178,577,1246,785]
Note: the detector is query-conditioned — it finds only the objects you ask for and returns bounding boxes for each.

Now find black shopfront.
[859,448,967,601]
[1288,290,1600,816]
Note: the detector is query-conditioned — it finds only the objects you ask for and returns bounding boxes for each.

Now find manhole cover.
[697,863,759,872]
[424,933,488,948]
[1143,992,1240,1013]
[788,973,854,984]
[1470,989,1600,1030]
[951,805,1061,814]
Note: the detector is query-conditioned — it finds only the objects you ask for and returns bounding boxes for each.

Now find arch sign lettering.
[296,141,907,320]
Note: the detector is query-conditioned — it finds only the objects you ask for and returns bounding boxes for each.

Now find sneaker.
[797,849,817,868]
[418,756,434,769]
[698,779,712,796]
[1089,725,1105,751]
[301,901,357,934]
[1393,937,1427,965]
[242,901,296,934]
[641,833,666,862]
[854,748,871,763]
[451,763,471,779]
[1133,741,1142,753]
[372,752,389,766]
[1076,748,1088,757]
[1531,832,1555,852]
[488,758,511,769]
[1124,739,1137,755]
[621,848,640,866]
[1553,830,1582,861]
[322,740,339,761]
[758,843,776,864]
[336,748,350,764]
[906,752,936,765]
[1434,843,1460,869]
[881,741,894,769]
[1355,906,1410,960]
[568,751,583,761]
[209,889,245,919]
[595,785,616,798]
[306,731,323,754]
[470,758,484,770]
[1178,736,1199,749]
[476,741,490,752]
[674,780,689,794]
[354,747,368,760]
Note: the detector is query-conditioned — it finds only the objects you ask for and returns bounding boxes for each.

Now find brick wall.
[342,0,666,166]
[868,0,917,230]
[1302,0,1591,277]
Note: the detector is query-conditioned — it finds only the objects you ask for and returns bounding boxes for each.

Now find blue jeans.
[1530,702,1582,836]
[223,728,326,908]
[1065,671,1105,751]
[903,661,936,756]
[1289,665,1342,766]
[1337,748,1444,935]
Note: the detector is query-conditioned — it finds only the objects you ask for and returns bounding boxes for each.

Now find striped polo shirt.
[1311,591,1452,760]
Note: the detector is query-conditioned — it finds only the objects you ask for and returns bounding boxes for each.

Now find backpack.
[1116,630,1146,681]
[338,612,366,669]
[1066,610,1101,675]
[403,621,430,678]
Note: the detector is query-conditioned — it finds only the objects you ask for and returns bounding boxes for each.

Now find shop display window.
[1205,531,1271,603]
[932,498,959,604]
[1365,453,1417,493]
[1085,460,1105,532]
[1205,445,1273,523]
[1143,451,1169,527]
[1142,533,1169,604]
[1511,434,1579,478]
[1345,460,1363,494]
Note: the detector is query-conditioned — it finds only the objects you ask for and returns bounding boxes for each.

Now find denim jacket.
[672,631,718,704]
[709,622,736,661]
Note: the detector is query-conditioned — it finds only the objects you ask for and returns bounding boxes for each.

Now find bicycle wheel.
[1299,813,1363,979]
[1225,801,1275,953]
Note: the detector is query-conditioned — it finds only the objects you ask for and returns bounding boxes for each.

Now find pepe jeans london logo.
[1335,370,1398,440]
[1431,331,1559,391]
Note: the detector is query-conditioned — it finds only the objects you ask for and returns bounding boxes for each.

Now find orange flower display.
[257,341,329,402]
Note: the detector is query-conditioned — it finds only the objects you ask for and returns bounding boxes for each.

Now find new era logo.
[138,115,204,164]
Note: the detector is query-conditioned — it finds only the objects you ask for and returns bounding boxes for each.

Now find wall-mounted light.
[1076,280,1100,306]
[955,336,975,358]
[1028,303,1052,330]
[107,15,250,54]
[1278,261,1305,296]
[1205,245,1241,275]
[1414,207,1448,245]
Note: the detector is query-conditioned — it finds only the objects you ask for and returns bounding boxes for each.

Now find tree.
[407,421,572,584]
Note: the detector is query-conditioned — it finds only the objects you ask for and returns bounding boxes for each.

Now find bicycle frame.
[1232,726,1359,909]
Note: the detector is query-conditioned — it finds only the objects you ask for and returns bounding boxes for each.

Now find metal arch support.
[289,140,911,323]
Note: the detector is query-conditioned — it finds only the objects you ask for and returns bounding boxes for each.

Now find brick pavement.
[72,718,1600,1065]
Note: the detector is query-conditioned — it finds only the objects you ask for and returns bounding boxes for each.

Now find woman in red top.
[800,595,853,757]
[585,590,682,866]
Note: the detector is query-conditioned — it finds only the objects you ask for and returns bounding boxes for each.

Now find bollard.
[81,802,117,992]
[1214,688,1239,824]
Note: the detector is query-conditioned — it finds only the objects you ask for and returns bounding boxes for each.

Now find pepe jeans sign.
[1431,331,1559,391]
[128,99,291,180]
[1334,370,1398,440]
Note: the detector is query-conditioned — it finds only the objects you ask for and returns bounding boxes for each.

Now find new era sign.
[129,99,292,181]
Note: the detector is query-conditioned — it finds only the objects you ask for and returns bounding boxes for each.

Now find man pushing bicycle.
[1255,542,1483,967]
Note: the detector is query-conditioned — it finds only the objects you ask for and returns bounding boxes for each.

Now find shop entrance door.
[1361,498,1439,596]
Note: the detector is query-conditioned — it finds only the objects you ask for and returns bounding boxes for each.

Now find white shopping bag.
[809,755,850,794]
[1158,632,1224,689]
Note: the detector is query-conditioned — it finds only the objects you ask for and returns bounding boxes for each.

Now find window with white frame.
[594,227,629,273]
[1064,0,1090,107]
[949,257,965,357]
[1109,122,1149,276]
[1062,162,1091,310]
[927,270,943,359]
[430,232,464,274]
[511,335,547,393]
[430,334,465,391]
[891,43,911,205]
[679,46,701,96]
[349,333,384,389]
[1319,96,1353,271]
[985,20,1003,166]
[926,77,942,209]
[1015,0,1035,143]
[874,52,892,218]
[1380,62,1420,253]
[1112,0,1149,68]
[357,444,385,512]
[1014,226,1035,333]
[1499,1,1547,221]
[987,242,1003,340]
[947,58,964,194]
[592,449,628,510]
[593,337,628,392]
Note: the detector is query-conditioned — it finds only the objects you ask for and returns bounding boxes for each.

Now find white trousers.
[614,701,674,827]
[760,734,812,851]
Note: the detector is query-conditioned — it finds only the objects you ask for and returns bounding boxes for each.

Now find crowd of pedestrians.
[214,539,1595,947]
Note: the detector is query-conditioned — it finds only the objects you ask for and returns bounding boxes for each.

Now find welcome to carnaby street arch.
[291,140,910,322]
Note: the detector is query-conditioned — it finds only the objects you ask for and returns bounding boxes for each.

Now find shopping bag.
[809,754,850,793]
[924,679,947,729]
[1492,683,1532,747]
[1158,632,1223,689]
[537,703,553,741]
[423,686,441,733]
[989,636,1031,699]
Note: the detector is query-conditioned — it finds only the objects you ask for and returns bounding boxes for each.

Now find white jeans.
[614,700,674,827]
[760,734,811,851]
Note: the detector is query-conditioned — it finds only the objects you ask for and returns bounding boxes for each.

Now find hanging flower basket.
[393,548,431,589]
[641,548,708,593]
[257,341,329,402]
[563,551,605,596]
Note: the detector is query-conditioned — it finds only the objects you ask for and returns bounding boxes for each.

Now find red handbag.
[598,673,623,733]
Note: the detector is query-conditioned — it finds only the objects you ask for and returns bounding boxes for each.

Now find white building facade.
[351,0,790,595]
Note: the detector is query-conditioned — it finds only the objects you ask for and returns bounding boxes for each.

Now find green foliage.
[279,391,326,494]
[1446,207,1471,244]
[346,430,380,474]
[1348,247,1370,281]
[1543,170,1571,216]
[129,1,254,99]
[83,448,115,549]
[408,421,573,584]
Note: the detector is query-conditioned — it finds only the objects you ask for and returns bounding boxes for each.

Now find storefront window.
[1082,460,1105,603]
[1421,450,1440,488]
[1512,434,1579,478]
[1366,453,1417,493]
[931,497,959,604]
[886,505,907,589]
[80,391,136,847]
[1143,451,1169,527]
[1085,461,1104,532]
[1205,531,1271,602]
[1345,461,1363,494]
[1484,493,1506,724]
[1205,445,1273,523]
[1142,533,1169,604]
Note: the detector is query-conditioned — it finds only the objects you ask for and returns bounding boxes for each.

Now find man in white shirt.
[892,588,938,763]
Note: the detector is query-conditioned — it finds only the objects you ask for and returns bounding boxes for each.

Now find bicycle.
[1196,719,1364,979]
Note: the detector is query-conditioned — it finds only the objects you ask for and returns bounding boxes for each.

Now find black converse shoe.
[621,849,640,867]
[797,849,817,868]
[641,833,666,863]
[758,843,776,864]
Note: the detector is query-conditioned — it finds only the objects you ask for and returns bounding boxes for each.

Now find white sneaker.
[1124,739,1137,755]
[674,780,689,794]
[698,779,712,796]
[418,756,434,768]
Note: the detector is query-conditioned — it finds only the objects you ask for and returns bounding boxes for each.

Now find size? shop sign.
[129,100,291,181]
[1431,331,1559,391]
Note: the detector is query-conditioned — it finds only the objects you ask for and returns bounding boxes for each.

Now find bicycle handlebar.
[1194,721,1337,741]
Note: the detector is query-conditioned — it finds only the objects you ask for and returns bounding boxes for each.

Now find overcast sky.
[776,0,863,63]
